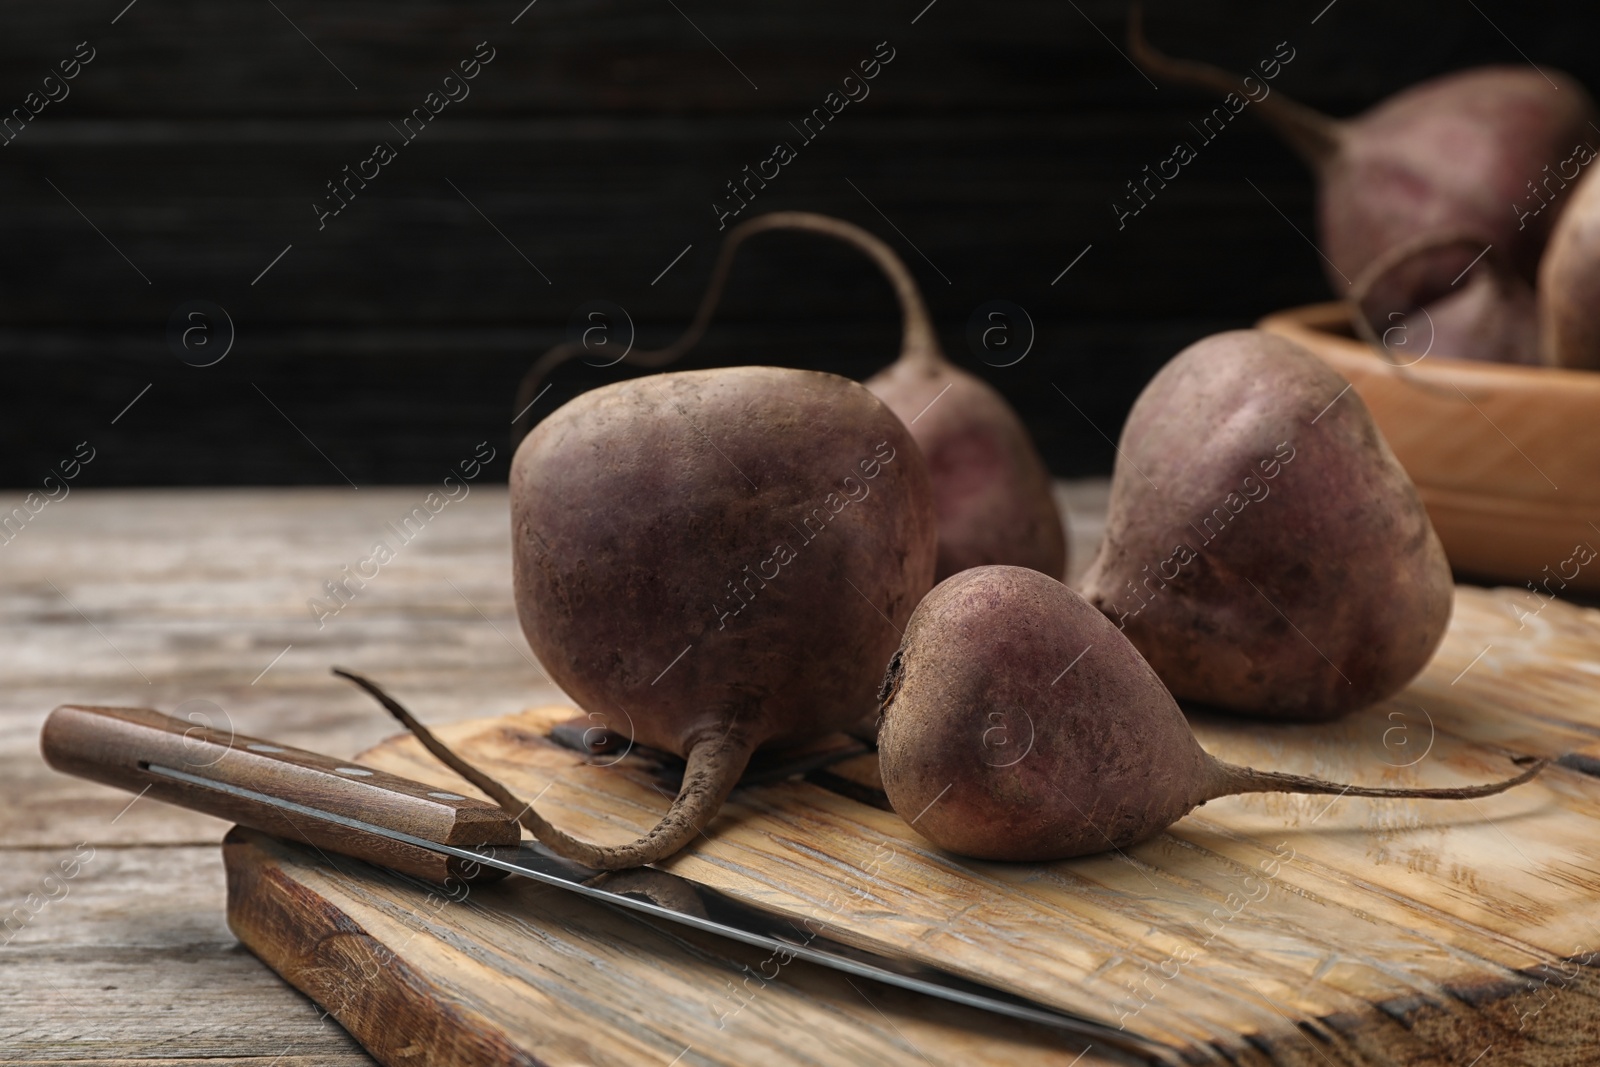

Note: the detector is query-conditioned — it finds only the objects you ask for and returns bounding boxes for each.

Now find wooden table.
[0,483,1107,1064]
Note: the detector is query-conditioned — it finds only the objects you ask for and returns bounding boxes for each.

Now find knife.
[41,703,1173,1065]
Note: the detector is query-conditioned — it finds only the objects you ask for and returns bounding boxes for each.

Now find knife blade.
[41,704,1173,1065]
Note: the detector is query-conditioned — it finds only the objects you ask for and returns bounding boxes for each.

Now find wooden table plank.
[0,846,367,1064]
[0,486,554,1064]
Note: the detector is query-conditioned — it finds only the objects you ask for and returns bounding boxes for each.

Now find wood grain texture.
[0,844,369,1064]
[10,0,1600,487]
[7,485,1598,1064]
[3,485,1111,1062]
[243,579,1600,1066]
[0,486,580,1065]
[224,827,1112,1067]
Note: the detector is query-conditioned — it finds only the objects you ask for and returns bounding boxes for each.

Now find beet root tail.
[1127,3,1341,167]
[333,668,756,870]
[1202,753,1546,803]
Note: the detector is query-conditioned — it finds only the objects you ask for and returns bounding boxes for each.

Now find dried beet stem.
[1127,3,1341,166]
[1199,755,1545,804]
[334,668,756,870]
[1348,228,1493,346]
[1346,227,1479,386]
[1347,229,1538,384]
[511,211,943,443]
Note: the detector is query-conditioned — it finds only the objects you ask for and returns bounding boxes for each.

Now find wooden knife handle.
[41,704,520,886]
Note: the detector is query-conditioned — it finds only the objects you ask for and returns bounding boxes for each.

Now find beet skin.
[878,567,1540,861]
[504,366,937,866]
[878,566,1213,860]
[1077,331,1452,720]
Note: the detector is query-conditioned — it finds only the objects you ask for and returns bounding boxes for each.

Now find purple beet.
[1076,330,1453,721]
[1130,5,1599,313]
[1349,231,1540,364]
[344,366,938,869]
[1538,162,1600,367]
[879,566,1543,861]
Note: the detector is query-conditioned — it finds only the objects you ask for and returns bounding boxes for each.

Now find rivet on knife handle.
[40,704,519,885]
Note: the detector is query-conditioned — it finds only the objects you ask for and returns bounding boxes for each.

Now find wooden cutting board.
[224,585,1600,1066]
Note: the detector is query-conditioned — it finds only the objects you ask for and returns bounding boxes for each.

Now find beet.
[511,211,1066,582]
[1538,163,1600,367]
[878,566,1542,861]
[1130,6,1599,312]
[1076,330,1452,720]
[347,366,937,869]
[1348,231,1540,365]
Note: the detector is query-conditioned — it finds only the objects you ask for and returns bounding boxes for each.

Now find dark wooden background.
[2,0,1597,486]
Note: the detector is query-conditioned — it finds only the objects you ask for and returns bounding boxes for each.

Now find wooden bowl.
[1258,302,1600,593]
